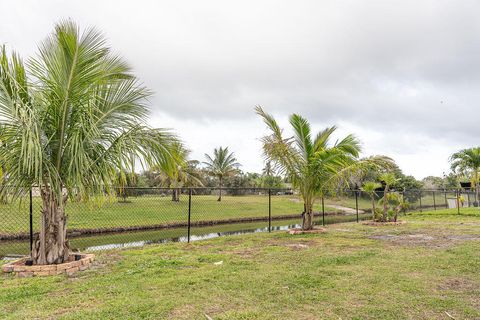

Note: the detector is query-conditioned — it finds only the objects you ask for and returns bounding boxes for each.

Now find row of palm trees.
[1,21,479,265]
[152,145,240,202]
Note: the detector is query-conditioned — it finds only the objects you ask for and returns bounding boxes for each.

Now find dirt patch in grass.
[264,237,321,248]
[230,248,259,258]
[446,235,480,241]
[86,252,123,274]
[168,304,196,320]
[438,278,479,292]
[369,233,442,247]
[362,220,406,226]
[285,243,310,250]
[369,232,480,248]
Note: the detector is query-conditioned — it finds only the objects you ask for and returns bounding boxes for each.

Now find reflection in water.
[2,215,369,258]
[85,223,302,252]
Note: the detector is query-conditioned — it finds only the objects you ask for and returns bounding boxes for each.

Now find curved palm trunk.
[31,188,70,265]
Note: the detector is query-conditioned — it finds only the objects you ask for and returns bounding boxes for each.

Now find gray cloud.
[1,0,479,177]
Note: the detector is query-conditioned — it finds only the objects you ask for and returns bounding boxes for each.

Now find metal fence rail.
[0,187,477,257]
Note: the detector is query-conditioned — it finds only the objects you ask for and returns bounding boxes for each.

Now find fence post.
[187,188,192,243]
[268,189,271,232]
[29,187,33,253]
[321,196,325,226]
[355,190,359,223]
[444,190,448,208]
[433,191,436,211]
[457,189,460,214]
[419,190,422,212]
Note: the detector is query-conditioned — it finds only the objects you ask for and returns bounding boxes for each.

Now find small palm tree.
[155,142,203,201]
[379,173,398,222]
[116,170,138,202]
[450,147,480,205]
[0,21,177,265]
[362,181,382,221]
[203,147,240,201]
[256,106,393,230]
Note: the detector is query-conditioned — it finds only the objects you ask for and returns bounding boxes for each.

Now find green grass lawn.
[1,208,479,319]
[1,194,354,235]
[0,191,467,236]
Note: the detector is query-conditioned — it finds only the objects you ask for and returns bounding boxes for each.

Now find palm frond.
[0,20,178,201]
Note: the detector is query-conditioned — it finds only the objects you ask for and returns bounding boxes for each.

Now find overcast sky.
[1,0,479,179]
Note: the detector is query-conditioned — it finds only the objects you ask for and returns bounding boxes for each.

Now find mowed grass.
[0,191,465,235]
[1,208,480,319]
[0,194,356,234]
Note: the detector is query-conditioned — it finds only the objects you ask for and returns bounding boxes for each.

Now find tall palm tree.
[0,21,177,265]
[256,106,393,230]
[450,147,480,205]
[203,147,240,201]
[362,181,382,221]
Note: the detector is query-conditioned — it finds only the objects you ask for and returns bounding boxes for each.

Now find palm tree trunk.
[31,188,70,265]
[371,196,376,221]
[302,201,314,230]
[171,188,180,202]
[217,177,222,202]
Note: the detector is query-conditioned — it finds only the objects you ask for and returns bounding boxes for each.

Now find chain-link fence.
[0,187,477,258]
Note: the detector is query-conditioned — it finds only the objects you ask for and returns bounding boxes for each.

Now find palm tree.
[155,142,203,201]
[116,170,138,202]
[0,21,177,265]
[450,147,480,206]
[262,161,274,176]
[256,106,393,230]
[362,181,382,221]
[203,147,240,201]
[379,173,398,222]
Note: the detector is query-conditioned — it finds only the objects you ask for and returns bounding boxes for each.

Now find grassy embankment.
[1,207,480,319]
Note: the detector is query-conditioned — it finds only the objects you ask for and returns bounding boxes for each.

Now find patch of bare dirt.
[263,238,321,250]
[230,248,259,258]
[446,235,480,241]
[168,304,196,320]
[288,227,326,235]
[369,232,480,248]
[285,243,310,250]
[362,220,407,226]
[370,233,438,247]
[438,278,479,292]
[85,252,123,275]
